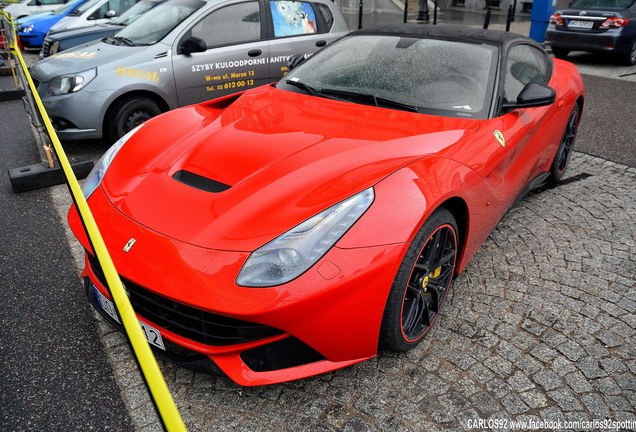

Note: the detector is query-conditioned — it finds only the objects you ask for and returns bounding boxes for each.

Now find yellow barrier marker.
[2,12,187,432]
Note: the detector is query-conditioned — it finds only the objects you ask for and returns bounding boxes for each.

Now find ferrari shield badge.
[493,130,506,147]
[123,238,136,252]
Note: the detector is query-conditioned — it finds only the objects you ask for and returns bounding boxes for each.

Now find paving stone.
[533,370,563,392]
[547,388,584,412]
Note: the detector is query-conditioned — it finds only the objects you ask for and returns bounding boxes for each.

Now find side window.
[269,1,318,37]
[92,0,132,19]
[191,2,261,48]
[314,3,333,32]
[504,44,550,102]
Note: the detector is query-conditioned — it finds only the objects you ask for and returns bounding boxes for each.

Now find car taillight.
[600,17,629,28]
[550,14,564,25]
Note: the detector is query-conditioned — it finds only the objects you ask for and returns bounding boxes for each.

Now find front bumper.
[18,32,44,48]
[33,81,107,140]
[70,188,408,385]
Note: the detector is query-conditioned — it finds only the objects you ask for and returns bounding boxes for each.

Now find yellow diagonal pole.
[1,11,187,432]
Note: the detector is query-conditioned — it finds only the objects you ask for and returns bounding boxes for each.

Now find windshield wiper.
[284,80,417,113]
[320,88,418,112]
[112,36,135,46]
[285,79,319,96]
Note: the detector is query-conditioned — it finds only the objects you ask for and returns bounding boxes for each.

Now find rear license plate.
[568,20,594,29]
[94,285,165,350]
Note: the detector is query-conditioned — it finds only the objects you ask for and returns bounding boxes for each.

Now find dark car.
[40,0,163,57]
[545,0,636,65]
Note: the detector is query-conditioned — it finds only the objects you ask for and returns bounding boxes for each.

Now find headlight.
[81,124,143,199]
[237,188,375,287]
[48,40,60,55]
[47,68,97,96]
[20,24,33,33]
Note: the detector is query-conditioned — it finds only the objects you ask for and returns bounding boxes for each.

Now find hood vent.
[173,170,231,193]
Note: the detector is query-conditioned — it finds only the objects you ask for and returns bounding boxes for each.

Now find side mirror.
[288,53,306,71]
[105,9,117,18]
[180,37,207,55]
[501,82,556,112]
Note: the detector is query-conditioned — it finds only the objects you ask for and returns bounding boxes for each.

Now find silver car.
[31,0,349,142]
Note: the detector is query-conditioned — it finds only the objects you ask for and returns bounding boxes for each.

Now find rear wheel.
[380,208,458,352]
[549,102,580,183]
[106,97,162,143]
[622,39,636,66]
[551,47,570,59]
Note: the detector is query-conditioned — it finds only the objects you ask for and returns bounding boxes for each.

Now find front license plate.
[94,286,165,350]
[568,20,594,29]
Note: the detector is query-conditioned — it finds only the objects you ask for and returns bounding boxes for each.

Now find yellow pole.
[2,11,187,432]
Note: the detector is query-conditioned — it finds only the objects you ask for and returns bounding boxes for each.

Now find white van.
[47,0,138,33]
[3,0,70,19]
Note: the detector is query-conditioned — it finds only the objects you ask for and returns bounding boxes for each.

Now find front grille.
[87,254,284,346]
[42,41,49,57]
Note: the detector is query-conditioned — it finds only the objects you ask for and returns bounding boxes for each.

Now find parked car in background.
[40,0,163,57]
[17,0,87,48]
[67,23,584,386]
[46,0,139,34]
[30,0,349,143]
[546,0,636,65]
[2,0,69,18]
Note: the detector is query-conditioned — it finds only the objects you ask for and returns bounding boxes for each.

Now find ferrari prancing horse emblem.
[493,130,506,147]
[123,238,136,252]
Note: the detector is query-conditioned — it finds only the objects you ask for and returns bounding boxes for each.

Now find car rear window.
[569,0,635,10]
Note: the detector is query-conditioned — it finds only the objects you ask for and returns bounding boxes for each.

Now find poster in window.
[270,1,317,37]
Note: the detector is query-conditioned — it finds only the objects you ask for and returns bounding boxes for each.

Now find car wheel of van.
[380,208,458,352]
[549,102,580,183]
[622,39,636,65]
[551,47,570,59]
[107,97,162,143]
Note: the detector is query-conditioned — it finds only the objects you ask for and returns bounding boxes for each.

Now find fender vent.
[173,170,231,193]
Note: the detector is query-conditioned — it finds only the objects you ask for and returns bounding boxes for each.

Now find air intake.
[173,170,231,193]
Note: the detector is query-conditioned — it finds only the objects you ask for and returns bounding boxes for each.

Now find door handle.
[315,40,326,47]
[248,49,262,57]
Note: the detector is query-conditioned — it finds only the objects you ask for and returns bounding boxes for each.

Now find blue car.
[17,0,88,48]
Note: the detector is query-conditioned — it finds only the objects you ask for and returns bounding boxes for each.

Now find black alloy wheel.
[380,208,458,352]
[549,102,580,183]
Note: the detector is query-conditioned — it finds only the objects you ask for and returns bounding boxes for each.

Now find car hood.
[48,22,121,40]
[31,40,154,80]
[102,86,481,251]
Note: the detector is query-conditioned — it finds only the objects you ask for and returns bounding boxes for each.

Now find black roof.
[352,23,542,49]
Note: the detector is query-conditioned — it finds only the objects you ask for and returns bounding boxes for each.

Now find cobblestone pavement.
[51,151,636,431]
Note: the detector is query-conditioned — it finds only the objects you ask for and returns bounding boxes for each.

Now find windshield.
[569,0,635,9]
[278,35,498,119]
[53,0,84,15]
[112,0,161,25]
[114,0,203,45]
[68,0,102,16]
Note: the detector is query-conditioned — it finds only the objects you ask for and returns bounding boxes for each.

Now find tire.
[551,47,570,59]
[380,208,458,352]
[106,97,162,143]
[549,102,580,183]
[621,39,636,66]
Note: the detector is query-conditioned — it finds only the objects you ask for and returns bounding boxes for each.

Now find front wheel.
[380,208,458,352]
[106,97,162,143]
[549,102,580,183]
